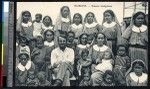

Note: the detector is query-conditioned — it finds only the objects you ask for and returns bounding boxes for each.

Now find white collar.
[44,41,54,47]
[42,23,53,30]
[130,72,147,83]
[71,24,83,29]
[21,22,32,27]
[85,22,98,28]
[132,25,147,33]
[17,61,32,71]
[61,17,70,23]
[93,44,108,52]
[103,21,116,28]
[77,44,88,49]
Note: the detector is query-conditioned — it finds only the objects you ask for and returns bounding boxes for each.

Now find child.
[69,13,84,38]
[87,34,95,48]
[33,13,43,37]
[83,12,101,36]
[15,50,35,86]
[41,16,54,35]
[114,45,130,86]
[37,71,51,86]
[44,30,55,48]
[125,60,148,86]
[31,36,47,72]
[26,70,39,86]
[66,31,77,50]
[94,51,114,73]
[101,70,115,86]
[79,72,91,86]
[28,38,36,54]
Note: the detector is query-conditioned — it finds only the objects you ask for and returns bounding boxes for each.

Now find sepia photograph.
[14,2,148,86]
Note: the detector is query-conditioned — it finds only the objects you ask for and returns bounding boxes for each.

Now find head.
[42,16,52,27]
[29,38,36,49]
[58,35,67,50]
[85,12,95,24]
[37,71,46,83]
[96,33,107,46]
[133,12,146,27]
[81,49,89,60]
[35,13,42,23]
[117,45,126,56]
[61,6,70,18]
[28,70,35,79]
[132,60,146,76]
[67,31,75,42]
[87,34,94,44]
[36,36,44,49]
[44,30,54,42]
[19,36,28,47]
[79,33,88,45]
[83,72,91,81]
[103,70,114,84]
[73,13,82,25]
[104,51,112,59]
[104,10,115,23]
[22,11,31,23]
[18,53,29,66]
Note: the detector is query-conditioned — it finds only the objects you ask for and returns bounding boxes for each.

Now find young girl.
[102,10,122,55]
[15,50,35,86]
[79,71,91,86]
[17,11,33,41]
[114,45,130,86]
[125,60,148,86]
[122,12,148,68]
[69,13,84,38]
[83,12,102,36]
[41,16,54,35]
[87,34,95,48]
[33,13,43,38]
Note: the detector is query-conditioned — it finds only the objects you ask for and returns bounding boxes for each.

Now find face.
[104,52,111,59]
[133,63,143,76]
[22,12,31,23]
[87,35,94,44]
[104,74,113,84]
[43,17,51,26]
[29,40,36,48]
[20,54,28,66]
[134,14,144,27]
[74,14,81,25]
[61,7,69,18]
[104,12,112,23]
[35,15,41,22]
[36,41,44,49]
[80,34,87,45]
[45,31,54,42]
[58,37,66,49]
[67,33,75,42]
[83,73,90,81]
[97,34,105,46]
[81,52,88,60]
[118,46,126,56]
[87,13,94,24]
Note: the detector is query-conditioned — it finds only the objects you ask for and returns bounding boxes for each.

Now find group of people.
[15,6,148,86]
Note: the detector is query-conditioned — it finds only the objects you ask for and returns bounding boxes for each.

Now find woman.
[125,60,148,86]
[83,12,102,36]
[102,10,122,55]
[17,11,33,41]
[122,12,148,68]
[89,33,114,86]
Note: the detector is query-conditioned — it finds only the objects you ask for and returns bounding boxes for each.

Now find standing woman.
[102,10,122,55]
[83,12,102,36]
[125,60,148,86]
[17,11,33,41]
[69,13,84,39]
[122,12,148,68]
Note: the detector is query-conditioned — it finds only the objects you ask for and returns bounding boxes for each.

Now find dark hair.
[132,60,146,72]
[42,16,52,26]
[67,31,75,37]
[19,36,29,45]
[84,12,95,22]
[103,70,114,80]
[95,32,107,45]
[133,11,146,25]
[43,30,54,41]
[61,6,70,15]
[58,30,67,41]
[22,11,31,17]
[36,36,44,43]
[79,33,88,44]
[104,10,115,18]
[35,13,42,19]
[117,44,127,53]
[81,49,89,56]
[73,13,82,24]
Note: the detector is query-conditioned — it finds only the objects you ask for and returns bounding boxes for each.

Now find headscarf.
[84,12,97,24]
[125,60,147,77]
[54,6,71,31]
[71,13,83,24]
